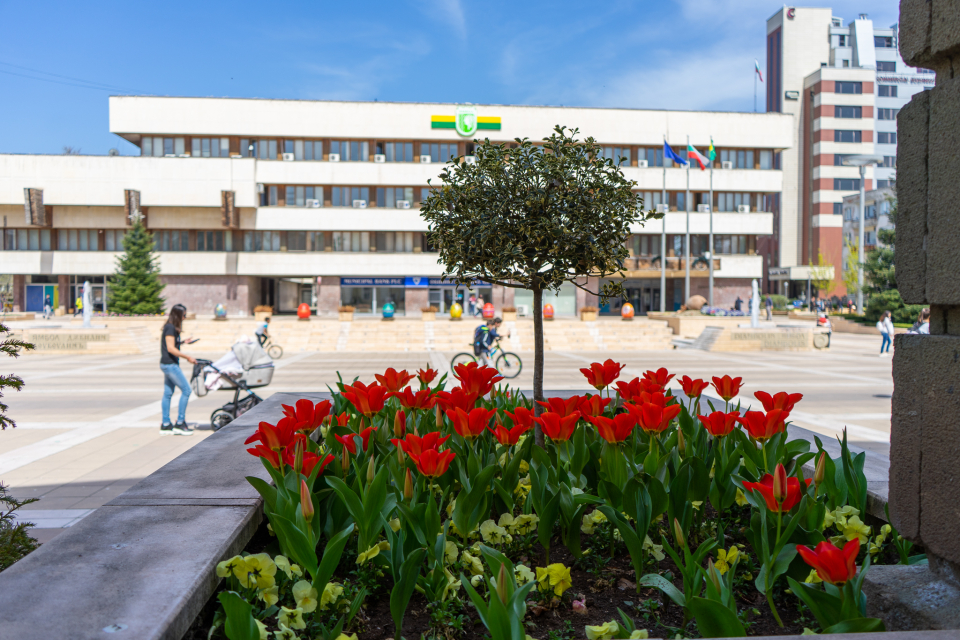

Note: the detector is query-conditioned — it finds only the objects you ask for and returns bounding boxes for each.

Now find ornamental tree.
[421,126,657,443]
[109,218,165,315]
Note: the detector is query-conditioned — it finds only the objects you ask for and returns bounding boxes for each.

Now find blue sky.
[0,0,899,156]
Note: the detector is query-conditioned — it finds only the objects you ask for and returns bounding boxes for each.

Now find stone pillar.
[12,275,24,312]
[863,0,960,629]
[404,287,428,318]
[57,275,69,314]
[316,276,340,317]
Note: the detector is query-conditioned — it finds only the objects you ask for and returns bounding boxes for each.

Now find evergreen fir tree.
[109,218,165,315]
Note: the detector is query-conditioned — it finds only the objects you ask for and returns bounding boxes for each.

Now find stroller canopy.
[232,341,273,369]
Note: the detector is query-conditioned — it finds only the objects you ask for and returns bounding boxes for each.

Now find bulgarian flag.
[687,144,709,170]
[755,59,763,82]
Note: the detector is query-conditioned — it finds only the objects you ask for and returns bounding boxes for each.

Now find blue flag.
[663,141,688,166]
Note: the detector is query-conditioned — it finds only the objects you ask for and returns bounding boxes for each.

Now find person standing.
[160,304,196,435]
[734,296,743,312]
[765,295,773,321]
[43,295,52,320]
[877,310,893,356]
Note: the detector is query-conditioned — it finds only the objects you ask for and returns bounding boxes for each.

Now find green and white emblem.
[455,106,478,137]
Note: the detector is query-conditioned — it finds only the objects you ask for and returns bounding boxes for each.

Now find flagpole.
[684,135,691,305]
[709,156,715,307]
[754,71,757,113]
[660,137,666,313]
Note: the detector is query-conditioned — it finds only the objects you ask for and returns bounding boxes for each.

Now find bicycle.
[259,337,283,359]
[450,339,522,379]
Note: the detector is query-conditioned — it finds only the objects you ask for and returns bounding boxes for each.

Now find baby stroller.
[191,340,275,431]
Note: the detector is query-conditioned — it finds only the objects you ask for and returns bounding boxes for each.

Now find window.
[877,61,896,72]
[375,231,419,252]
[286,231,306,251]
[837,34,848,46]
[877,179,894,188]
[878,108,900,120]
[376,187,415,208]
[56,229,98,251]
[197,231,226,251]
[331,187,370,207]
[881,156,896,168]
[834,154,851,166]
[759,150,773,170]
[842,59,850,68]
[834,130,862,143]
[142,137,183,157]
[257,139,278,160]
[284,186,321,207]
[243,231,281,251]
[835,105,862,118]
[155,230,189,251]
[878,131,897,144]
[376,142,414,162]
[638,191,664,209]
[834,178,861,191]
[835,203,844,215]
[423,143,458,163]
[719,149,754,169]
[4,228,51,250]
[309,232,326,251]
[835,81,862,94]
[420,187,434,203]
[191,138,230,157]
[714,192,753,212]
[282,140,324,161]
[875,36,894,48]
[240,139,256,158]
[329,140,369,162]
[600,147,631,165]
[103,229,127,251]
[644,147,664,167]
[878,84,898,97]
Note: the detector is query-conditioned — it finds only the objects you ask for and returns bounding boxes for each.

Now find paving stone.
[926,76,960,305]
[896,92,930,305]
[864,564,960,631]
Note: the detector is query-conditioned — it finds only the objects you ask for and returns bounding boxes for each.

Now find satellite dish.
[108,148,119,156]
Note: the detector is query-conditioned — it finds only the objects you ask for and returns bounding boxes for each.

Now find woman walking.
[160,304,196,435]
[877,310,894,356]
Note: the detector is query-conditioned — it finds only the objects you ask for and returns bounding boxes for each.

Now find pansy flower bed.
[200,361,918,640]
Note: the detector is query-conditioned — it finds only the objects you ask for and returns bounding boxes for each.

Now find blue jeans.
[161,363,191,425]
[880,332,892,353]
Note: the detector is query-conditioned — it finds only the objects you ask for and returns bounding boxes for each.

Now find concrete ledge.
[864,564,960,631]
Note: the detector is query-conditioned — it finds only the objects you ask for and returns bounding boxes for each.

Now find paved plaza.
[0,332,892,542]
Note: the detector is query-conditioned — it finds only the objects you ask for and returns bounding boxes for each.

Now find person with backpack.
[877,310,894,356]
[473,317,502,366]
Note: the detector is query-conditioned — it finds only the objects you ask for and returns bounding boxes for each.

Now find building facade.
[0,97,792,316]
[765,7,933,298]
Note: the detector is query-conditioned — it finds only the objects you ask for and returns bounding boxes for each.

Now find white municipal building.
[0,97,792,317]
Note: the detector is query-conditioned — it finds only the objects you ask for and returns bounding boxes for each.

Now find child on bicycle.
[255,316,270,347]
[473,317,502,367]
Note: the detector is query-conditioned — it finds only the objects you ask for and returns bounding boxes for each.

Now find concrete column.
[404,287,428,318]
[316,276,340,317]
[12,275,24,312]
[57,275,69,313]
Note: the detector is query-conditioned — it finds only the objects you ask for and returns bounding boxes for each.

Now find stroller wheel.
[210,409,234,432]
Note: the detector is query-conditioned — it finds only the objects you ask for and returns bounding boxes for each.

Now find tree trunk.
[532,286,545,447]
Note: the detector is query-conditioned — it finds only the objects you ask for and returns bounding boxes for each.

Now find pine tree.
[109,219,165,315]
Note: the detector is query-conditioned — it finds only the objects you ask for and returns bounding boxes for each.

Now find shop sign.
[341,277,405,286]
[431,107,501,136]
[426,278,491,287]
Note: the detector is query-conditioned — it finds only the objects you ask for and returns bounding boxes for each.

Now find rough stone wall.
[404,287,428,318]
[316,276,340,316]
[159,275,257,316]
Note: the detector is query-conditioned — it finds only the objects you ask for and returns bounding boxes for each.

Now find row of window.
[877,108,899,120]
[2,229,128,252]
[636,191,770,212]
[877,132,897,144]
[878,85,898,97]
[627,234,757,257]
[243,231,427,253]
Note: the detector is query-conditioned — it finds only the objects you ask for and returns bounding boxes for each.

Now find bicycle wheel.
[450,352,477,369]
[267,344,284,359]
[495,352,523,379]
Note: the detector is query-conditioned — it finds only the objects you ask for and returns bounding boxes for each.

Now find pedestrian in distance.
[877,310,894,356]
[908,308,930,335]
[734,296,743,312]
[765,295,773,321]
[255,316,270,347]
[74,295,83,317]
[160,304,197,435]
[43,295,52,320]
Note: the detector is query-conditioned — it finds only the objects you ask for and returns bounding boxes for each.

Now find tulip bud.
[341,446,350,474]
[435,404,443,429]
[814,452,826,489]
[300,479,314,520]
[395,410,406,438]
[496,564,509,604]
[294,440,304,476]
[706,559,721,592]
[366,455,376,484]
[773,463,788,503]
[397,445,405,465]
[673,518,686,548]
[404,468,414,501]
[677,427,686,455]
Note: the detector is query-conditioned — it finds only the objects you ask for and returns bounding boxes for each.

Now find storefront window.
[341,287,373,313]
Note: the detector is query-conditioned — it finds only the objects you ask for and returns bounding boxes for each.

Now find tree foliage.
[861,199,923,323]
[109,219,165,315]
[0,322,33,431]
[809,250,834,295]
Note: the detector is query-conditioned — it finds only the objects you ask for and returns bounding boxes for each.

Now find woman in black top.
[160,304,197,435]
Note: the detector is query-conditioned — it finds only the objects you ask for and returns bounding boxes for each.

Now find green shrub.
[0,483,38,571]
[866,289,924,325]
[768,294,788,310]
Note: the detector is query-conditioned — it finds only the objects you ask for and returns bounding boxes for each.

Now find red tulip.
[447,407,497,440]
[244,418,298,451]
[796,539,860,586]
[489,422,531,445]
[773,463,788,503]
[642,367,675,390]
[579,359,626,390]
[435,387,480,413]
[300,479,315,520]
[586,413,637,443]
[743,470,811,512]
[410,448,456,478]
[374,367,416,393]
[335,433,359,455]
[417,366,439,386]
[390,431,450,457]
[332,413,351,427]
[535,411,581,442]
[452,361,503,397]
[247,444,281,469]
[628,402,681,435]
[302,452,334,476]
[341,381,389,417]
[359,426,377,452]
[698,411,740,437]
[736,409,788,442]
[679,376,709,399]
[537,396,582,418]
[390,387,437,411]
[711,375,743,402]
[578,394,612,417]
[504,406,536,431]
[754,391,804,413]
[281,399,332,434]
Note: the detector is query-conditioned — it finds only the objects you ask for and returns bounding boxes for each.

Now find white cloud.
[412,0,467,43]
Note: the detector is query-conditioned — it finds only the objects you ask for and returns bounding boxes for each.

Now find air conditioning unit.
[374,154,386,163]
[737,204,751,213]
[721,160,734,170]
[697,204,711,213]
[464,155,477,164]
[516,304,529,317]
[419,155,432,163]
[306,199,321,208]
[282,153,295,162]
[656,203,669,213]
[179,153,190,158]
[328,153,340,162]
[352,200,367,209]
[637,159,649,168]
[396,200,411,209]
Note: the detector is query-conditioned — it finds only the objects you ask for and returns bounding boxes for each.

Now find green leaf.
[270,514,319,578]
[313,523,354,595]
[245,476,278,514]
[688,597,747,637]
[639,573,686,608]
[537,492,562,551]
[217,591,260,640]
[390,547,427,638]
[787,577,843,630]
[822,618,886,634]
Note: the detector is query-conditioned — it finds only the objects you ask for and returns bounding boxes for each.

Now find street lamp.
[841,154,884,315]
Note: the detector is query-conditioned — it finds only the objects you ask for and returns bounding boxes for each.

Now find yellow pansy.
[581,510,607,534]
[715,547,739,576]
[824,505,860,530]
[217,555,244,578]
[278,606,306,630]
[334,635,357,640]
[691,501,703,511]
[519,459,529,474]
[461,550,484,575]
[839,515,871,543]
[801,629,818,636]
[275,555,296,580]
[585,621,619,640]
[389,518,401,532]
[259,585,279,607]
[515,477,532,497]
[804,569,823,584]
[442,567,461,601]
[511,514,539,535]
[470,574,484,587]
[292,580,318,613]
[643,535,665,562]
[255,619,268,640]
[320,582,343,611]
[735,488,748,507]
[536,563,572,596]
[444,540,459,565]
[267,523,276,537]
[498,513,516,529]
[516,563,535,586]
[240,553,278,589]
[629,631,649,639]
[446,498,457,517]
[480,519,510,544]
[357,543,381,564]
[273,624,299,640]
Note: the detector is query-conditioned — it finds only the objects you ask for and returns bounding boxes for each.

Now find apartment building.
[765,7,932,297]
[0,97,792,316]
[842,185,895,267]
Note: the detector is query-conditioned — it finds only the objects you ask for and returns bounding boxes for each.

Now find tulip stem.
[766,588,784,627]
